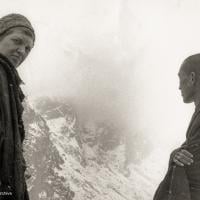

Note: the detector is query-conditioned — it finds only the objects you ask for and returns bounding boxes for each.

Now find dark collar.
[0,53,24,85]
[195,102,200,113]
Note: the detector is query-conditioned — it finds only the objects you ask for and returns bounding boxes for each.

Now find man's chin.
[10,58,20,68]
[183,98,193,104]
[9,56,23,67]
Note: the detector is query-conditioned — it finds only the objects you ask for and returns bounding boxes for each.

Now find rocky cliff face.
[22,97,160,200]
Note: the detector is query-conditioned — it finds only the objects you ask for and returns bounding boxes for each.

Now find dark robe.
[0,54,29,200]
[154,104,200,200]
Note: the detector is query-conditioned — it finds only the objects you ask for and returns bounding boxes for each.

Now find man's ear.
[190,72,196,85]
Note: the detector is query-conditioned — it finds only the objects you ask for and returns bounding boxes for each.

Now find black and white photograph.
[0,0,200,199]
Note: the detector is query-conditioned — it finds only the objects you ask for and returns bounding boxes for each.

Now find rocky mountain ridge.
[22,97,161,200]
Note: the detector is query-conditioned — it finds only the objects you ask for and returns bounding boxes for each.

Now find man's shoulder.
[193,110,200,124]
[187,111,200,139]
[0,62,10,97]
[0,63,8,81]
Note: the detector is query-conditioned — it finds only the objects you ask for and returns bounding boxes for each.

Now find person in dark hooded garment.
[154,54,200,200]
[0,14,35,200]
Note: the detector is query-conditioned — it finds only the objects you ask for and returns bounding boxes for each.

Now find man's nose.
[16,46,25,55]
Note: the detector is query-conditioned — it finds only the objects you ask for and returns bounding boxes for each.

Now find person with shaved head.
[0,13,35,200]
[154,54,200,200]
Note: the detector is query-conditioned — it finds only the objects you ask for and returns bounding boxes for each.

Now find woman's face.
[0,27,34,68]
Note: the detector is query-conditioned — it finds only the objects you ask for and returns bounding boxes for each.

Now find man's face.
[0,28,34,68]
[178,66,195,103]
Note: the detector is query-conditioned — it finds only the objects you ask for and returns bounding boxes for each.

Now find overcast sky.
[2,0,200,174]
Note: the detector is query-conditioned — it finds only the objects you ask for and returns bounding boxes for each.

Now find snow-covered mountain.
[22,97,166,200]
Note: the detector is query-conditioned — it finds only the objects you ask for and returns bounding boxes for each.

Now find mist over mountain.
[22,96,157,200]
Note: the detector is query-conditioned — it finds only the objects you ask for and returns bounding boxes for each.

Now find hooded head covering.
[0,13,35,41]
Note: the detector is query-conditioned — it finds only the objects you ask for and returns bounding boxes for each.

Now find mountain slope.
[22,97,162,200]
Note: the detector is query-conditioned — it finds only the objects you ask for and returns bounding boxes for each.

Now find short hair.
[181,54,200,76]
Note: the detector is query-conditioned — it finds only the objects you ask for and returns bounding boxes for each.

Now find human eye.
[12,37,22,44]
[25,45,31,53]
